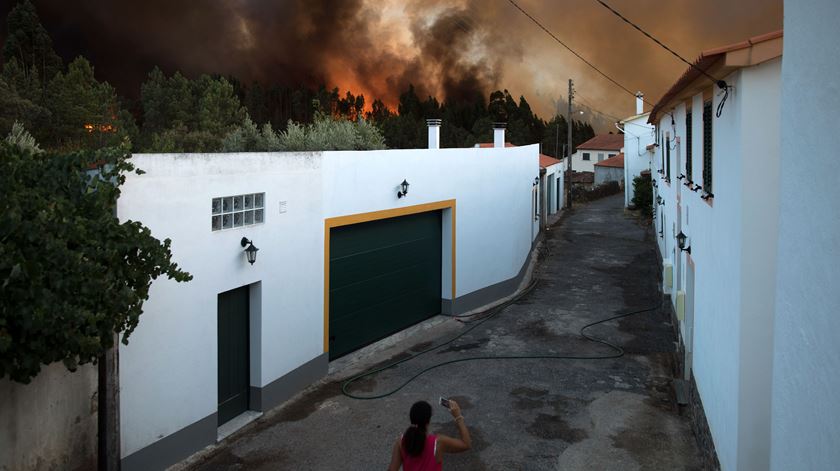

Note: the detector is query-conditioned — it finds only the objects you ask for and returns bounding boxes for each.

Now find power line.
[505,0,654,107]
[592,0,723,88]
[592,0,730,116]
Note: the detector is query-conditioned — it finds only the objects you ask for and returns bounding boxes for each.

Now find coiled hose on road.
[340,276,661,400]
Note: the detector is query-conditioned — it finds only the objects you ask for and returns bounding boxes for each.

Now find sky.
[0,0,783,122]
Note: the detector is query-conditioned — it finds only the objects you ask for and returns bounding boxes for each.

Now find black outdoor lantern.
[240,237,259,265]
[676,231,691,254]
[397,179,410,198]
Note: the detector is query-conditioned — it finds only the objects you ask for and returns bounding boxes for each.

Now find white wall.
[0,363,97,470]
[544,163,562,215]
[594,166,623,186]
[117,152,324,458]
[655,58,782,470]
[117,145,538,459]
[771,3,840,469]
[567,148,617,173]
[322,146,537,297]
[622,114,655,207]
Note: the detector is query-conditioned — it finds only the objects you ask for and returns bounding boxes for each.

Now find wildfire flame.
[84,123,116,133]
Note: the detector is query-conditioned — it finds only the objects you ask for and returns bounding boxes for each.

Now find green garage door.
[329,211,442,359]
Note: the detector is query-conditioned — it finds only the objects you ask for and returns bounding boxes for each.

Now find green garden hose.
[340,278,660,400]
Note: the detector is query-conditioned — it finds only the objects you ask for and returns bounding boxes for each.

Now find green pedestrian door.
[329,211,442,360]
[217,286,250,426]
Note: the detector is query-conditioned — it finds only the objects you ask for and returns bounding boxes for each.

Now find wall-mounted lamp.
[533,177,540,187]
[240,237,259,265]
[656,195,665,206]
[676,231,691,254]
[397,179,410,198]
[700,192,714,201]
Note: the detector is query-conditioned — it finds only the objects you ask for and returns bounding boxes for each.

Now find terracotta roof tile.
[539,154,562,169]
[595,153,624,168]
[649,30,783,124]
[576,134,624,151]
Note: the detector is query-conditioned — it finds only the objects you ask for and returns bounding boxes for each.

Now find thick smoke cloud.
[1,0,781,119]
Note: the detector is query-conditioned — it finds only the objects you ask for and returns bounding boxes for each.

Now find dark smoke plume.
[0,0,782,119]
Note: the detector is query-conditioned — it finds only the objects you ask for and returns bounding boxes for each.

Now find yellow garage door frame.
[323,199,456,353]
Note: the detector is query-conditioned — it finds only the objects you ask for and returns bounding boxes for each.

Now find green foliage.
[220,115,284,152]
[140,69,245,152]
[45,57,133,150]
[279,112,387,151]
[0,75,49,134]
[0,141,192,383]
[632,174,654,217]
[5,120,42,154]
[221,111,387,152]
[2,0,62,89]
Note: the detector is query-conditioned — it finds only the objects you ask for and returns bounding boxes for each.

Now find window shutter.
[703,101,713,193]
[686,111,693,180]
[666,137,671,181]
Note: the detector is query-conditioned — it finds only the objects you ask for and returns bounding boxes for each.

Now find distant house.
[620,93,656,207]
[540,153,563,218]
[594,152,624,186]
[566,134,623,173]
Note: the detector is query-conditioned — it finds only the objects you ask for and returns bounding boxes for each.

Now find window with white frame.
[212,193,265,231]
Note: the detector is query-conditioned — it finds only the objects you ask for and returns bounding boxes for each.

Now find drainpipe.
[540,168,548,231]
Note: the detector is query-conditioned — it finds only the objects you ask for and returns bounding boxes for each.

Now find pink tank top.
[401,434,442,471]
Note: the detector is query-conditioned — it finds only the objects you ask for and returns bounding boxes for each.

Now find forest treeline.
[0,0,596,155]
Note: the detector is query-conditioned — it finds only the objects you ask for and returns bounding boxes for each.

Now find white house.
[115,123,539,470]
[770,1,840,468]
[540,153,563,219]
[593,152,624,186]
[620,93,656,207]
[566,133,623,173]
[649,31,782,470]
[476,138,563,231]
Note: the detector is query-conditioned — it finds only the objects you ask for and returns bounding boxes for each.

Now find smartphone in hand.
[439,397,451,409]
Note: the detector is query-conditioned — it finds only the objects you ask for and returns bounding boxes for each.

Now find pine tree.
[2,0,63,92]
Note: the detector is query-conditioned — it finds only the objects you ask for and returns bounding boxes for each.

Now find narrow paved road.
[184,194,702,470]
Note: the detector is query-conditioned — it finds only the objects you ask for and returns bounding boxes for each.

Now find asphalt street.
[181,194,702,470]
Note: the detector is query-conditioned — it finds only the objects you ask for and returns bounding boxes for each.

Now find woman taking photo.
[388,400,472,471]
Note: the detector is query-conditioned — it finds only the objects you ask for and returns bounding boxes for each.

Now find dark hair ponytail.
[403,401,432,457]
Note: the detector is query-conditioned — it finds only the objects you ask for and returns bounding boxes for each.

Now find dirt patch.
[366,351,413,371]
[271,381,342,423]
[409,341,435,352]
[437,339,487,354]
[527,413,588,443]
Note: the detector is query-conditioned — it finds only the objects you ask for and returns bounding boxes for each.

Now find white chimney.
[427,119,441,149]
[493,122,506,148]
[635,91,644,115]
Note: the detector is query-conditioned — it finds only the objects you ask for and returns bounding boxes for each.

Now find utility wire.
[505,0,654,108]
[592,0,730,116]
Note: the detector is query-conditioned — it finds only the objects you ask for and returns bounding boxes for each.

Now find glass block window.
[703,101,713,194]
[212,192,265,231]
